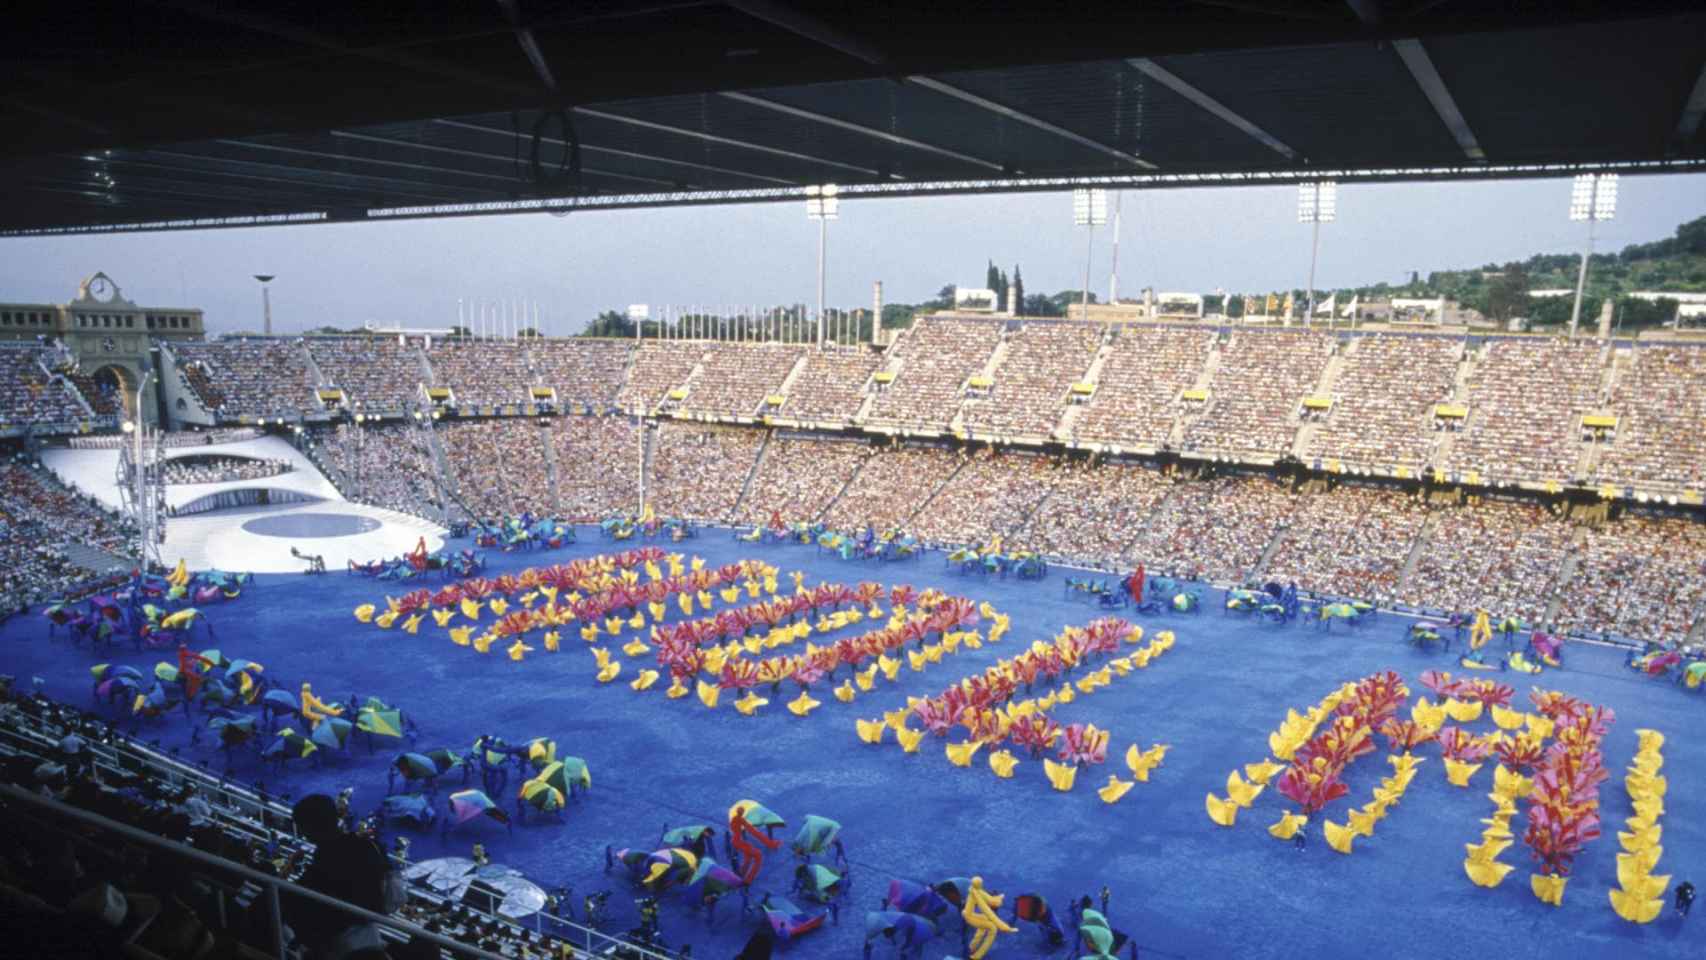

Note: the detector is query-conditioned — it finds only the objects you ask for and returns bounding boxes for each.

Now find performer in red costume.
[176,643,215,699]
[729,805,782,885]
[1125,564,1145,604]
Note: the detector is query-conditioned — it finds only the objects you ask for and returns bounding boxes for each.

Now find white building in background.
[953,288,1000,312]
[1155,292,1203,320]
[1390,297,1445,324]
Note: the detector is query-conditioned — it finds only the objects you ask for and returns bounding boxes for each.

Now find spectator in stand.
[311,424,442,520]
[1072,326,1215,450]
[647,424,764,521]
[1598,344,1706,490]
[525,340,632,409]
[961,322,1100,439]
[864,318,1003,430]
[734,436,869,525]
[1446,339,1601,484]
[1395,497,1573,625]
[288,793,394,959]
[554,415,640,519]
[681,343,805,419]
[781,347,881,424]
[618,343,703,413]
[169,340,322,420]
[1305,335,1460,472]
[307,338,426,412]
[1185,330,1335,457]
[160,455,292,485]
[910,449,1055,547]
[424,341,535,409]
[440,419,553,520]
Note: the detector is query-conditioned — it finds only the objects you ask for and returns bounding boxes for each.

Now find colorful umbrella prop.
[382,793,438,829]
[446,790,511,832]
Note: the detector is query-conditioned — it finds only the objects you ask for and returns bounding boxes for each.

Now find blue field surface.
[3,527,1701,960]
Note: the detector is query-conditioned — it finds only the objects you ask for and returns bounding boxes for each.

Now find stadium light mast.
[1298,182,1335,324]
[1073,188,1108,321]
[253,275,275,336]
[806,185,839,347]
[1108,191,1123,306]
[1568,173,1617,339]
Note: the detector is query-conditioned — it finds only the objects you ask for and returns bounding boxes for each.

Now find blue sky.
[1,173,1701,335]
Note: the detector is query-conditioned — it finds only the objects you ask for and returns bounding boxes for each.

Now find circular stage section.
[240,512,383,538]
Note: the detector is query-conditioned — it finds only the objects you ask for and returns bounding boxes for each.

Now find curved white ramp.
[159,501,445,574]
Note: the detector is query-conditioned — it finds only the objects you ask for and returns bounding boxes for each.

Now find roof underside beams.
[2,3,1702,235]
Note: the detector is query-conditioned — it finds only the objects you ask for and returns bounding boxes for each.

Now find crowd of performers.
[593,798,1140,960]
[347,537,489,581]
[599,506,700,543]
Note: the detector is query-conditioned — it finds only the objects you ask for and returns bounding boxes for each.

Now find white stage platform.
[42,435,342,513]
[158,501,446,574]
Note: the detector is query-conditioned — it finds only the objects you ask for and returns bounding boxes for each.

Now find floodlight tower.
[1568,173,1617,339]
[1073,188,1108,321]
[806,185,839,347]
[1298,181,1336,323]
[254,275,276,335]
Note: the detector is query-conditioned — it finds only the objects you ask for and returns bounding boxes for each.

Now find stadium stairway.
[300,342,329,389]
[419,420,459,517]
[410,342,434,386]
[1294,341,1352,459]
[775,350,811,396]
[657,350,709,415]
[813,446,871,522]
[1170,338,1222,447]
[1541,525,1588,625]
[1056,341,1114,439]
[730,428,772,518]
[1394,513,1440,599]
[540,418,563,514]
[900,454,968,528]
[1252,525,1288,581]
[1428,343,1485,473]
[60,540,129,575]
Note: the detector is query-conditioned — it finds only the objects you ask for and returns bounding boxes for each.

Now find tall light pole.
[254,275,275,335]
[1298,181,1336,324]
[806,184,839,347]
[1108,191,1123,306]
[1073,188,1107,321]
[1568,173,1617,339]
[124,371,155,568]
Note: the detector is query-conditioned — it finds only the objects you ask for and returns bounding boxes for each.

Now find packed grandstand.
[3,319,1704,650]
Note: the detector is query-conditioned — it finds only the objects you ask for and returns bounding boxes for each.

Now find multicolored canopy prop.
[382,793,437,828]
[761,896,827,943]
[208,714,257,747]
[687,857,745,898]
[729,799,783,830]
[447,790,510,828]
[394,752,439,781]
[865,911,936,951]
[356,698,405,739]
[310,716,354,751]
[884,879,951,920]
[534,758,590,795]
[795,863,845,903]
[519,779,565,813]
[791,815,841,858]
[662,824,715,849]
[263,727,317,762]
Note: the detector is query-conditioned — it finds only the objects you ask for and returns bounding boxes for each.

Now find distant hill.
[1351,214,1706,329]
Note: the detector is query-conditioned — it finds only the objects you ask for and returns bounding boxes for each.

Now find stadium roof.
[5,1,1706,235]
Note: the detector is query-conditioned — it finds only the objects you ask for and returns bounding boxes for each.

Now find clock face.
[90,276,112,299]
[101,337,116,352]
